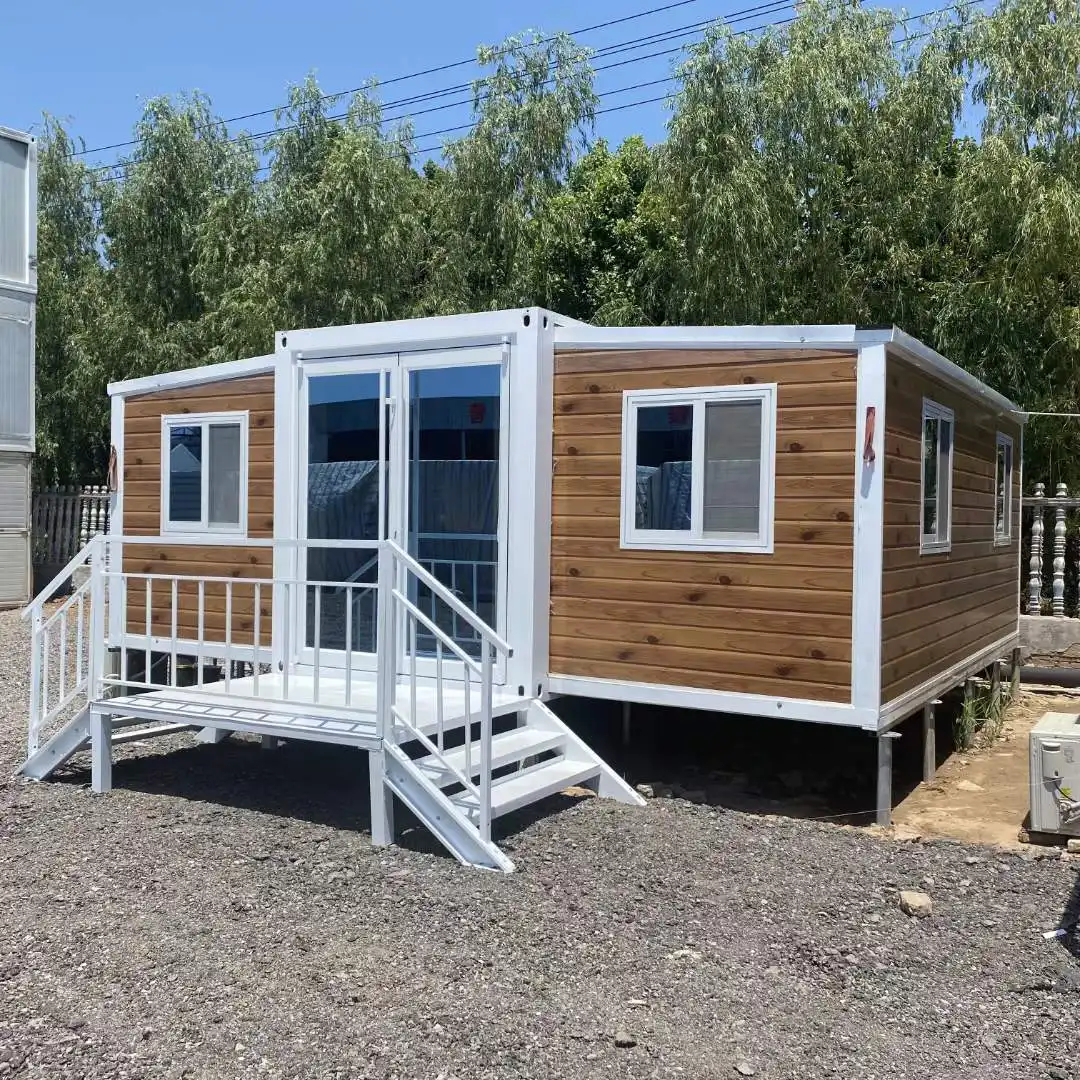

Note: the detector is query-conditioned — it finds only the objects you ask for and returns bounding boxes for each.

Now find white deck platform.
[98,673,533,750]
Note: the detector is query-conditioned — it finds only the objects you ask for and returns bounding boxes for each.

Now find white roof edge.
[553,324,860,347]
[0,126,34,144]
[108,354,275,397]
[857,327,1025,419]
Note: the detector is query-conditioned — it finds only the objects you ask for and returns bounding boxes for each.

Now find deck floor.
[98,672,532,749]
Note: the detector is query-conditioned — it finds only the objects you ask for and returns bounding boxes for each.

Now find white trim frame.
[619,384,777,554]
[878,628,1019,729]
[108,354,274,397]
[850,344,886,713]
[554,325,1026,423]
[546,673,878,729]
[160,411,250,538]
[107,394,124,645]
[994,431,1014,546]
[919,398,954,555]
[274,307,552,696]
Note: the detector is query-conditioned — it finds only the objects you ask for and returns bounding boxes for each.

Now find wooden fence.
[31,485,110,566]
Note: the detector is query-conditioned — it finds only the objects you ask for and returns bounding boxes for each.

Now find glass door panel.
[405,363,502,659]
[304,369,387,658]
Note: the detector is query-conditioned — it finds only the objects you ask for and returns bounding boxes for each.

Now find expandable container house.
[0,127,37,607]
[23,309,1025,870]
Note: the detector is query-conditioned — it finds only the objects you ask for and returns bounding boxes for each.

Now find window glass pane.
[634,404,692,531]
[408,364,501,659]
[168,425,202,523]
[208,424,242,525]
[307,371,383,653]
[996,442,1006,533]
[704,400,762,535]
[922,416,939,537]
[937,419,952,538]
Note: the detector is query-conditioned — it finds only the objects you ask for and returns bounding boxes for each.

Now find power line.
[94,0,983,185]
[89,0,796,178]
[72,0,720,160]
[92,1,799,184]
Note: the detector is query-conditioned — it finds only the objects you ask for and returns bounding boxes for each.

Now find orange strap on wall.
[863,406,876,464]
[106,446,118,492]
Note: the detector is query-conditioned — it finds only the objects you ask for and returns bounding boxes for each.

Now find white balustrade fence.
[1025,482,1080,617]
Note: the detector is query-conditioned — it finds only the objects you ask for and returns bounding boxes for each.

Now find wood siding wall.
[548,347,858,703]
[880,354,1021,704]
[121,375,275,646]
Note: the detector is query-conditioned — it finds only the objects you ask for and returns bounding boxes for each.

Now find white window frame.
[619,384,777,554]
[160,411,249,537]
[920,398,954,555]
[994,431,1014,545]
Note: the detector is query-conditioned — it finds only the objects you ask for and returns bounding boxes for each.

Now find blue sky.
[2,0,960,174]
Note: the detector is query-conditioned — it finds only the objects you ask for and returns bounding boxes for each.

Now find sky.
[1,0,956,176]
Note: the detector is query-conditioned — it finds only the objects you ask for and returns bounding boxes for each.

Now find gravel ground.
[1,609,1079,1079]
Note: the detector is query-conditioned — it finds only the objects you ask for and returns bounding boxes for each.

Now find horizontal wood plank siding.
[549,347,857,703]
[121,375,275,647]
[880,353,1021,704]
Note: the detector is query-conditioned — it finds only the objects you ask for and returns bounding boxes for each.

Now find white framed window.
[920,398,954,554]
[620,384,776,553]
[994,431,1014,544]
[160,411,248,535]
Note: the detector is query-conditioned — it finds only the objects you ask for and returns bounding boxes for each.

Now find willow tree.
[424,32,597,312]
[647,0,967,326]
[932,0,1080,480]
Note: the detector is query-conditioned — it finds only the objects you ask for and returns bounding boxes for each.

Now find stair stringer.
[381,744,515,873]
[526,700,646,806]
[20,707,91,781]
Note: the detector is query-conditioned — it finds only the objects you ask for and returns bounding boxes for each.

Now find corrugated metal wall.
[0,452,29,604]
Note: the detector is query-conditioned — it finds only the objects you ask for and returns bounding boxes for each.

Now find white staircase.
[20,535,643,872]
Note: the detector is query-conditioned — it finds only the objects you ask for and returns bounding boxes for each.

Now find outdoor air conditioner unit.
[1029,712,1080,836]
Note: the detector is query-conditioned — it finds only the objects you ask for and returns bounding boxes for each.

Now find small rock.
[634,783,655,798]
[956,779,984,792]
[898,890,933,918]
[960,879,972,888]
[1067,839,1080,854]
[667,948,702,962]
[625,998,647,1007]
[614,1031,636,1049]
[734,1062,757,1077]
[965,856,983,865]
[64,1018,86,1032]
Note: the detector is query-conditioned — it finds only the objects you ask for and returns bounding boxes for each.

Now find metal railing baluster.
[253,582,261,696]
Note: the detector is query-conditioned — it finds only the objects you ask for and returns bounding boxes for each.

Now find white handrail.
[385,539,512,656]
[22,536,101,619]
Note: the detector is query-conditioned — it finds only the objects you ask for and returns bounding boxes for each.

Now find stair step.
[415,728,566,787]
[451,757,601,821]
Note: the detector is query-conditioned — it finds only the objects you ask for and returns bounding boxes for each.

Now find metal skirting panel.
[0,530,29,605]
[0,291,33,446]
[0,452,29,529]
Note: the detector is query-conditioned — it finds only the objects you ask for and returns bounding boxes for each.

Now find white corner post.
[107,393,124,644]
[851,344,890,820]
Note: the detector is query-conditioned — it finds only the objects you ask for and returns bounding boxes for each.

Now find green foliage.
[30,0,1080,487]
